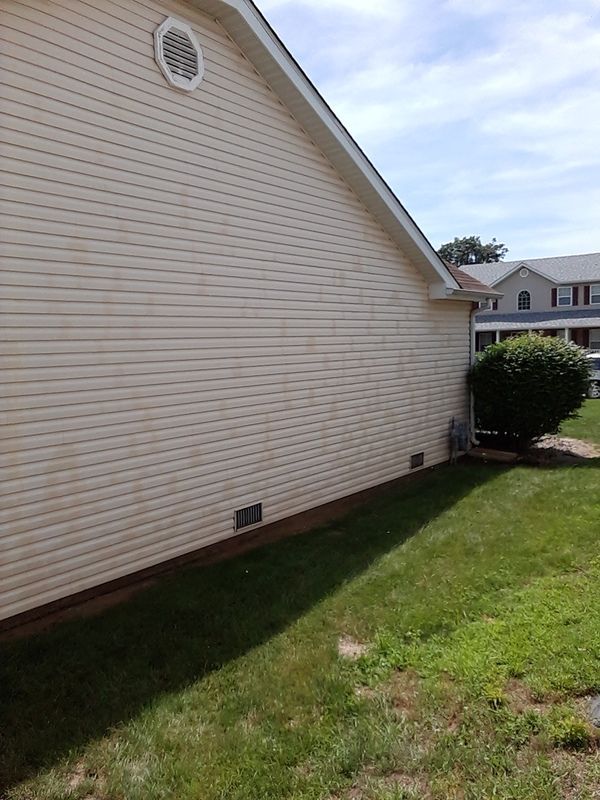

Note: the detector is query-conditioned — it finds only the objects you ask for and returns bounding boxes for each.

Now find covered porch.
[475,310,600,352]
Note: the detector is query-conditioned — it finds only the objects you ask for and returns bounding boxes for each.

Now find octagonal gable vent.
[154,17,204,92]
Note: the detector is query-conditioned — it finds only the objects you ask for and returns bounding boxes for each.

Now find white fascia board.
[193,0,460,293]
[451,288,503,301]
[429,283,503,302]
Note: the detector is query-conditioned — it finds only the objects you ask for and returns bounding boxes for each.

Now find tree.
[437,235,508,266]
[470,334,590,451]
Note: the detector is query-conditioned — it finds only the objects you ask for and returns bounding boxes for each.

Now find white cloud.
[331,10,600,137]
[260,0,401,15]
[257,0,600,259]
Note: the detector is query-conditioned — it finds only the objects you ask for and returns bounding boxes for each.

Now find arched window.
[518,290,531,311]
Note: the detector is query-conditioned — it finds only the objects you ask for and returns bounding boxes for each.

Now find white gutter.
[452,288,503,301]
[429,283,503,302]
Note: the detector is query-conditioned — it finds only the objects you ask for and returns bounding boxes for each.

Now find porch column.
[495,330,501,343]
[564,328,570,342]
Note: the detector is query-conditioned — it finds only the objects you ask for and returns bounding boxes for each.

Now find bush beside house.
[470,334,590,451]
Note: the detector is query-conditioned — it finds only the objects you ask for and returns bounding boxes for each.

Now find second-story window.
[517,290,531,311]
[558,287,573,306]
[591,285,600,304]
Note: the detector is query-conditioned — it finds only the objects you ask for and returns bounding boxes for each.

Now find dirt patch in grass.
[332,770,431,800]
[67,761,87,790]
[386,669,422,721]
[443,704,464,735]
[381,771,431,797]
[240,709,261,733]
[338,635,369,660]
[65,760,104,799]
[354,685,377,701]
[386,669,464,736]
[551,750,600,800]
[504,679,553,715]
[436,673,466,734]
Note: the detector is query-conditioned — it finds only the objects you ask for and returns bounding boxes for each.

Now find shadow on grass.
[524,456,600,470]
[0,464,497,791]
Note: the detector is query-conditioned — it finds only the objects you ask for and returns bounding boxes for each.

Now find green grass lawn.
[2,459,600,800]
[561,400,600,445]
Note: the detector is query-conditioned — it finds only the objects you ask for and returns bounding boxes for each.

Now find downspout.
[469,298,496,446]
[469,304,478,447]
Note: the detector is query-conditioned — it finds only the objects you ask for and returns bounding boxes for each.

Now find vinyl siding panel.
[0,0,470,621]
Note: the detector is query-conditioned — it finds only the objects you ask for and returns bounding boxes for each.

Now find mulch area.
[527,436,600,464]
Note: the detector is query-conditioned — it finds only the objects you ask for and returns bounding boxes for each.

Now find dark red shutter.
[551,288,557,307]
[584,285,591,305]
[573,286,579,306]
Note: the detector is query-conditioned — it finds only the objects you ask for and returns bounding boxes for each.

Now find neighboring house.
[0,0,496,624]
[461,254,600,351]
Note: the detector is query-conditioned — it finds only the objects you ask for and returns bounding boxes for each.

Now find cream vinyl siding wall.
[0,0,470,621]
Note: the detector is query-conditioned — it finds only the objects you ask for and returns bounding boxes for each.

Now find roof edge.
[486,262,561,287]
[429,283,503,302]
[192,0,460,291]
[475,319,600,331]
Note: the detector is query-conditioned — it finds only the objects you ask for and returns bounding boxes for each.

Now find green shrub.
[470,334,590,451]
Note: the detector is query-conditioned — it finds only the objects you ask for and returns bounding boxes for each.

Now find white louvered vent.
[154,17,205,92]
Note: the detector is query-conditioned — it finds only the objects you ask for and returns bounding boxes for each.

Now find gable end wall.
[0,0,470,620]
[479,271,554,314]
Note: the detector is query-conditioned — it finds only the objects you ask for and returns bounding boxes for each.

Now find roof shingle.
[475,308,600,331]
[460,252,600,286]
[444,263,497,294]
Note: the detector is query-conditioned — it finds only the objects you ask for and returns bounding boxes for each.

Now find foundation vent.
[410,452,425,470]
[235,502,263,531]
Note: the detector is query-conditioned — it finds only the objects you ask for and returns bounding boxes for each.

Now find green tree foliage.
[470,335,590,450]
[438,235,508,266]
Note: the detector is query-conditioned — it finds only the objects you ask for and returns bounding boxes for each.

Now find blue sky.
[258,0,600,261]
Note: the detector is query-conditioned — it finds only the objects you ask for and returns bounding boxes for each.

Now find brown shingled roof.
[444,263,497,294]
